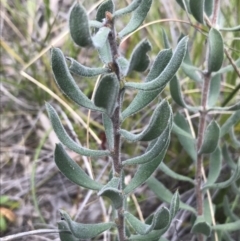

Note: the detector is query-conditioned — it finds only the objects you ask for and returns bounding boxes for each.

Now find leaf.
[181,62,201,82]
[162,29,171,48]
[128,230,163,241]
[189,0,204,23]
[98,177,123,209]
[213,58,240,75]
[209,102,240,111]
[202,158,240,191]
[191,216,212,237]
[69,3,92,47]
[204,0,213,17]
[89,20,103,28]
[170,75,199,111]
[116,56,129,76]
[102,114,114,151]
[125,36,188,91]
[60,210,115,239]
[230,126,240,148]
[114,0,143,18]
[146,177,196,213]
[127,39,151,74]
[121,49,173,121]
[199,120,220,154]
[176,0,191,13]
[219,25,240,32]
[51,48,102,111]
[172,113,197,162]
[120,100,172,142]
[96,0,114,22]
[212,220,240,232]
[92,27,111,49]
[220,110,240,137]
[159,162,195,184]
[94,74,120,116]
[208,28,224,72]
[124,207,170,235]
[46,103,110,157]
[118,0,153,38]
[54,144,103,190]
[122,125,171,166]
[205,147,222,186]
[223,196,239,221]
[222,144,236,170]
[207,74,221,107]
[98,41,113,63]
[67,57,109,77]
[58,220,78,241]
[124,139,170,195]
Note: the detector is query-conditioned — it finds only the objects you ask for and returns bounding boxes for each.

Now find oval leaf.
[98,41,113,63]
[189,0,204,23]
[207,74,221,107]
[199,120,220,154]
[208,28,224,72]
[58,221,78,241]
[69,3,92,47]
[96,0,114,22]
[114,0,143,18]
[94,74,119,116]
[60,210,115,239]
[212,220,240,232]
[204,0,213,17]
[92,27,111,49]
[46,103,110,157]
[118,0,153,38]
[125,37,188,91]
[191,216,212,237]
[51,48,102,111]
[54,144,103,190]
[102,113,114,151]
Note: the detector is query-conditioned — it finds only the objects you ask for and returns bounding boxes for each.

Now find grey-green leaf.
[102,114,114,151]
[124,139,170,195]
[199,120,220,154]
[176,0,191,13]
[127,39,151,74]
[98,177,123,209]
[181,62,201,82]
[191,216,212,237]
[208,28,224,72]
[120,100,172,142]
[46,103,110,157]
[146,177,196,213]
[69,3,92,47]
[116,56,129,76]
[92,27,111,49]
[96,0,114,22]
[219,25,240,32]
[125,37,188,91]
[54,144,103,190]
[98,41,113,63]
[51,48,102,111]
[94,74,119,116]
[60,210,115,239]
[118,0,153,38]
[67,57,109,77]
[121,49,173,121]
[189,0,204,23]
[207,74,221,107]
[212,220,240,232]
[162,29,171,49]
[223,196,239,222]
[113,0,142,18]
[58,220,78,241]
[204,0,213,16]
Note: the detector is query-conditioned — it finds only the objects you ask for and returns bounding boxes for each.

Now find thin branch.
[212,0,220,26]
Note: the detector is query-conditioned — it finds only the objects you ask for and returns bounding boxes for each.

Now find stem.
[212,0,220,26]
[105,12,125,241]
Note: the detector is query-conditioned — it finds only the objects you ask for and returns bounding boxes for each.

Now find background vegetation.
[1,0,239,240]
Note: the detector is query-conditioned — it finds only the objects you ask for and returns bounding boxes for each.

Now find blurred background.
[1,0,239,240]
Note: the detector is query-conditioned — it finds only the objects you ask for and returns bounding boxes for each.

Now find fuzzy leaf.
[121,49,173,121]
[221,110,240,137]
[159,162,195,184]
[60,210,115,239]
[128,230,163,241]
[92,27,111,49]
[205,147,222,186]
[123,125,171,166]
[127,39,151,74]
[173,113,197,162]
[89,20,103,28]
[96,0,114,22]
[58,221,78,241]
[146,177,196,213]
[202,158,240,191]
[98,177,123,209]
[98,41,112,63]
[102,114,114,151]
[120,100,172,142]
[212,220,240,232]
[209,102,240,111]
[94,74,119,116]
[176,0,191,13]
[51,48,102,111]
[213,58,240,75]
[191,216,212,237]
[219,25,240,32]
[54,144,103,190]
[118,0,153,38]
[114,0,142,18]
[230,126,240,148]
[69,3,92,47]
[67,57,109,77]
[208,28,224,72]
[207,74,221,107]
[223,196,239,221]
[162,29,171,48]
[46,103,109,157]
[125,37,188,91]
[181,62,201,82]
[189,0,204,23]
[222,144,236,170]
[115,56,129,76]
[204,0,213,16]
[199,120,220,154]
[124,139,170,195]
